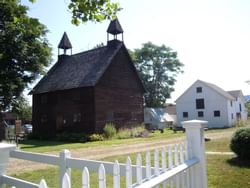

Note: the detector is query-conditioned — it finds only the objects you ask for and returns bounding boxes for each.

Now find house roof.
[175,79,235,102]
[199,80,235,100]
[227,90,242,98]
[31,40,129,94]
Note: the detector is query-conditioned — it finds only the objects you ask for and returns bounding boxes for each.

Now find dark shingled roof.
[107,19,123,35]
[31,40,124,94]
[58,32,72,49]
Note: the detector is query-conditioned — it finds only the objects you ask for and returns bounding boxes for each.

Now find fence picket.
[146,151,151,180]
[168,145,174,188]
[180,144,186,187]
[82,167,90,188]
[62,173,71,188]
[39,179,48,188]
[99,164,106,188]
[154,149,160,176]
[136,154,142,185]
[174,144,180,188]
[113,160,120,188]
[126,157,132,188]
[161,147,167,188]
[161,147,166,172]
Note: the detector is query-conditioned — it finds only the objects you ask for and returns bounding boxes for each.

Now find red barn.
[30,20,145,137]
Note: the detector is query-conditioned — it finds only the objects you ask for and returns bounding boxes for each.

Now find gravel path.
[6,130,234,175]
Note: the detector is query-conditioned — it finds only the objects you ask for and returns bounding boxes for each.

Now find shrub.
[88,134,104,142]
[230,128,250,160]
[116,125,148,139]
[116,128,131,139]
[103,123,116,139]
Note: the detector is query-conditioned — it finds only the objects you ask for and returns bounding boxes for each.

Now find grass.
[7,126,250,187]
[18,128,185,153]
[205,137,232,152]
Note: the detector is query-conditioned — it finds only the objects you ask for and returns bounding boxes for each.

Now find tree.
[131,42,184,107]
[12,96,32,122]
[0,0,51,111]
[68,0,121,25]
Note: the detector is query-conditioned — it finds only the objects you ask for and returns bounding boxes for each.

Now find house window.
[198,111,204,117]
[196,87,202,93]
[230,101,233,107]
[214,110,220,117]
[239,104,242,112]
[196,99,205,109]
[231,113,234,119]
[73,113,81,123]
[183,112,188,118]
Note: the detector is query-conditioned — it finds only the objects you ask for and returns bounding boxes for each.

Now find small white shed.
[144,108,174,130]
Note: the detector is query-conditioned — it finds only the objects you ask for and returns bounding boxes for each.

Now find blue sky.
[22,0,250,102]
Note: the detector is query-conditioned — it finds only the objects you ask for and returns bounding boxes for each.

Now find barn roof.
[31,40,126,94]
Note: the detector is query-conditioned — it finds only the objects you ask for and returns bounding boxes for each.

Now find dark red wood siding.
[32,87,95,137]
[95,47,144,132]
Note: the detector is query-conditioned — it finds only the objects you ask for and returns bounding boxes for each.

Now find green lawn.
[7,127,250,188]
[18,128,185,153]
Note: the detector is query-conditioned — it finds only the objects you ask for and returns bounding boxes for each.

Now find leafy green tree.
[131,42,184,107]
[12,96,32,122]
[0,0,51,111]
[245,101,250,117]
[68,0,121,25]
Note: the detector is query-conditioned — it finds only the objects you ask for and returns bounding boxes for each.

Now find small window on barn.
[214,110,220,117]
[196,99,205,109]
[196,87,202,93]
[106,112,114,121]
[183,112,188,118]
[73,113,81,123]
[41,114,48,123]
[230,100,233,107]
[198,111,204,117]
[41,95,47,104]
[231,113,234,119]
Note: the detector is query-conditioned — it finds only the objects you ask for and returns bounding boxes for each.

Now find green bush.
[230,128,250,160]
[116,125,148,139]
[116,128,132,139]
[88,134,104,142]
[103,123,116,139]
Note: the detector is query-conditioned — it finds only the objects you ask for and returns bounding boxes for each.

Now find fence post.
[0,143,16,188]
[59,149,71,188]
[182,120,208,188]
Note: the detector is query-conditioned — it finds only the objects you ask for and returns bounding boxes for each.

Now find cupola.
[58,32,72,56]
[107,19,124,43]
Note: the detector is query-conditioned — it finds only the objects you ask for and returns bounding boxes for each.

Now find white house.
[144,108,175,130]
[175,80,248,128]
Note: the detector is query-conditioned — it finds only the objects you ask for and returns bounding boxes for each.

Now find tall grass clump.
[103,123,117,139]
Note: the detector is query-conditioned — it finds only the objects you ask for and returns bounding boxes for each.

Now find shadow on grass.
[19,139,69,149]
[227,157,250,168]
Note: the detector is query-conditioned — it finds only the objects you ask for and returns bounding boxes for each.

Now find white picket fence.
[0,120,208,188]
